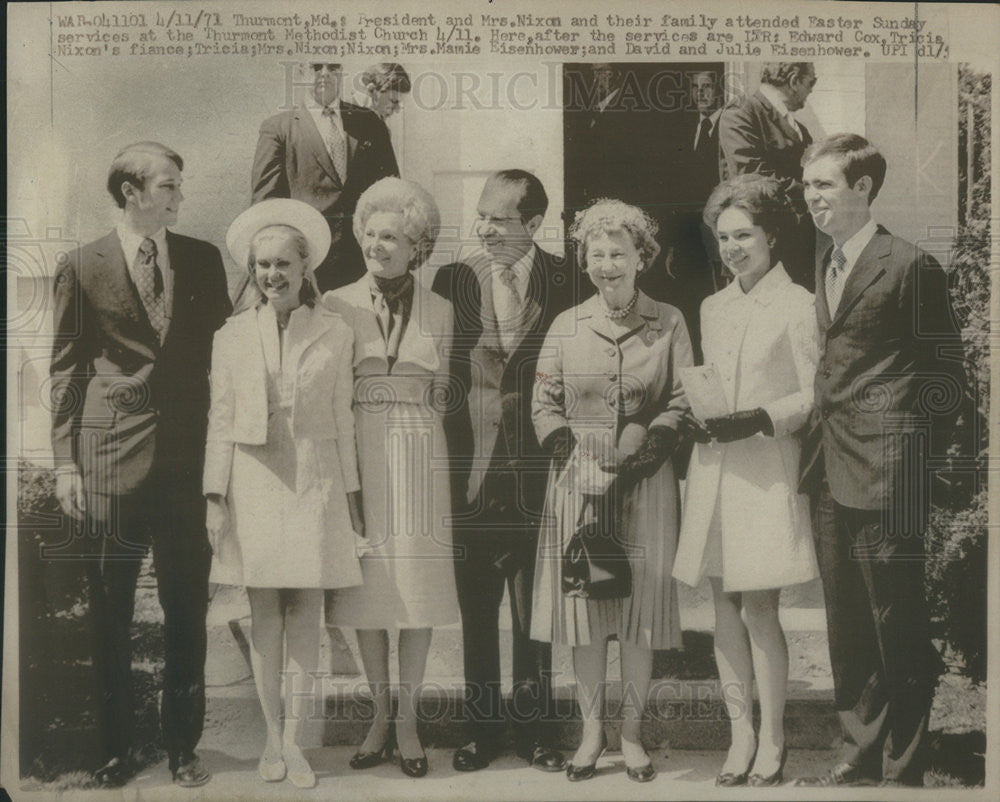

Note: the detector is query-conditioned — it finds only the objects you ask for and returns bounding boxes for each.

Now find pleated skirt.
[530,461,683,650]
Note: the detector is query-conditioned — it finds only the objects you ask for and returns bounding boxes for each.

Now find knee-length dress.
[530,292,692,649]
[673,264,820,592]
[323,277,460,629]
[203,303,363,589]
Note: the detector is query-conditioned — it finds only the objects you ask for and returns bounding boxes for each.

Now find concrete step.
[204,579,839,752]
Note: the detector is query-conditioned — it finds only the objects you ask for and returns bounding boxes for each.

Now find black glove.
[704,408,774,443]
[541,426,576,473]
[604,426,679,490]
[681,411,712,444]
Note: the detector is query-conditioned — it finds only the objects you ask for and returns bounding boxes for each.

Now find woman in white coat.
[673,175,820,787]
[204,199,366,788]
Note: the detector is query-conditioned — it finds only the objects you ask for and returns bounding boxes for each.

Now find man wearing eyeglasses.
[252,62,398,291]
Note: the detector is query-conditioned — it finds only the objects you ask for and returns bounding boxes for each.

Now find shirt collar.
[720,262,791,305]
[700,107,723,129]
[306,95,343,124]
[759,83,792,118]
[493,245,535,285]
[837,218,879,272]
[118,224,168,268]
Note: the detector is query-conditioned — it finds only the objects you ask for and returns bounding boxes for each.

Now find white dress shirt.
[832,218,879,286]
[491,245,534,352]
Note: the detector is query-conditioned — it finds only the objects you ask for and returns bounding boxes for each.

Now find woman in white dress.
[673,174,820,787]
[324,177,459,778]
[204,199,366,789]
[532,200,692,783]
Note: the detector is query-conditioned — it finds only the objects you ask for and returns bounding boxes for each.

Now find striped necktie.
[825,247,847,317]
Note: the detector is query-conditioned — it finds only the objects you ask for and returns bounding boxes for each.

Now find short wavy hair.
[107,141,183,209]
[802,133,887,202]
[569,199,660,270]
[360,62,411,94]
[760,62,814,88]
[353,177,440,271]
[703,174,795,244]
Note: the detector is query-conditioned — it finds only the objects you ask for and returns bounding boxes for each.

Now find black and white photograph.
[4,1,996,799]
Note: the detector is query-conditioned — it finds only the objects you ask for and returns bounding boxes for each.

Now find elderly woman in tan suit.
[205,199,366,789]
[673,175,820,787]
[532,199,692,784]
[324,177,458,778]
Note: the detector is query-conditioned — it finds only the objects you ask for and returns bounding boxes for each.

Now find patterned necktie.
[825,247,847,317]
[134,238,168,341]
[322,106,348,183]
[496,266,523,353]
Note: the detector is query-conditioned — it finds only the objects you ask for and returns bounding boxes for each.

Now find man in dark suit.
[797,134,961,787]
[655,68,726,360]
[720,62,817,289]
[252,62,398,292]
[50,142,232,787]
[432,170,575,772]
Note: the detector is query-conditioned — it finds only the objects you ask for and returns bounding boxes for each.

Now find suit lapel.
[342,103,362,164]
[297,106,342,188]
[758,91,799,143]
[829,229,891,332]
[344,277,390,366]
[164,231,192,342]
[94,231,160,356]
[816,245,834,332]
[286,305,331,386]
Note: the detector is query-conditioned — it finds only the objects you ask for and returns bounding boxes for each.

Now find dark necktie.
[695,117,713,158]
[134,238,168,341]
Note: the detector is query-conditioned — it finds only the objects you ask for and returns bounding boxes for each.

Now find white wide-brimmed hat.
[226,199,331,272]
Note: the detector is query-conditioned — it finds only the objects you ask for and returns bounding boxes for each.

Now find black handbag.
[561,494,632,600]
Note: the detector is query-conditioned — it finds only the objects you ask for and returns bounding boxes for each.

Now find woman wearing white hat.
[204,198,366,788]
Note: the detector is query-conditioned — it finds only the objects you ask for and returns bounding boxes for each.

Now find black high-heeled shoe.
[349,723,395,770]
[399,752,428,778]
[715,741,758,787]
[565,730,607,782]
[748,743,788,787]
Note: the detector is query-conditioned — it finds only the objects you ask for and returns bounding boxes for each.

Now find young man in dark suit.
[797,134,962,787]
[251,62,398,292]
[719,62,818,290]
[50,142,232,787]
[432,170,575,772]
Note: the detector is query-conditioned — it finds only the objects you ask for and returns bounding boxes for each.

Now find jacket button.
[607,348,616,357]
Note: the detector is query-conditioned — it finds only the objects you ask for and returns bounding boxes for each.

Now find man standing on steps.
[50,141,231,787]
[796,134,962,787]
[251,62,398,292]
[719,62,818,290]
[432,170,575,773]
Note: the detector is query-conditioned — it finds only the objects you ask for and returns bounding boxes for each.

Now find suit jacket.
[50,229,232,498]
[432,246,575,531]
[719,90,812,183]
[801,226,962,511]
[251,101,399,288]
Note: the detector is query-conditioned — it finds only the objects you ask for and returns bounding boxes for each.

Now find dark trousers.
[453,529,554,752]
[83,478,211,772]
[813,485,942,784]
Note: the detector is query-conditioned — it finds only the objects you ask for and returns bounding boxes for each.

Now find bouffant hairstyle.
[353,177,440,271]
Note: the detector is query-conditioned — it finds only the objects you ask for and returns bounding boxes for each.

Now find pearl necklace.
[602,289,639,320]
